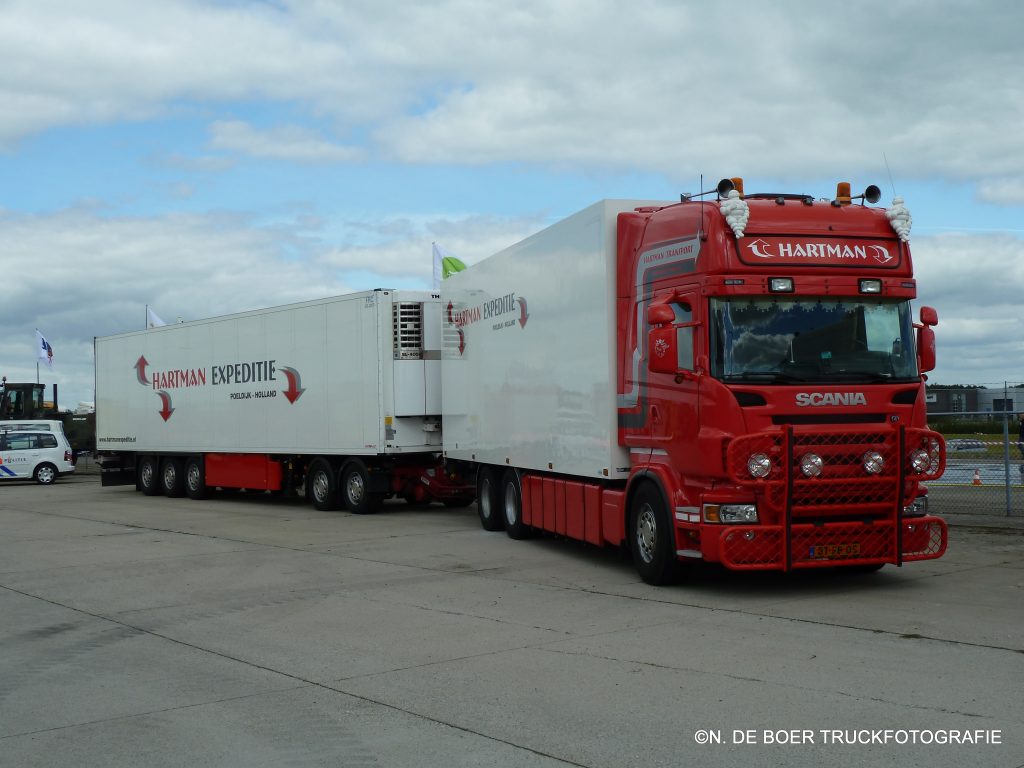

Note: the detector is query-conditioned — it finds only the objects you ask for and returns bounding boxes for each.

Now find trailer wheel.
[502,470,531,540]
[628,483,679,586]
[341,462,382,514]
[161,457,185,498]
[476,467,504,531]
[185,457,209,500]
[139,456,161,496]
[307,459,340,511]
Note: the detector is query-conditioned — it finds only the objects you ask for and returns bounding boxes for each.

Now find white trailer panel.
[442,200,666,479]
[96,290,441,456]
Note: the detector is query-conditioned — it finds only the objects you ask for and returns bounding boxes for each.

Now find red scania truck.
[441,179,946,584]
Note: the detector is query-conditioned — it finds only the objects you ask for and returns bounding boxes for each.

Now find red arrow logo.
[135,355,150,385]
[457,329,465,355]
[281,366,305,403]
[447,301,454,325]
[157,390,174,421]
[517,297,529,328]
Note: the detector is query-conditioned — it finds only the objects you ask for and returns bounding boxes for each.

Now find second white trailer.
[96,289,473,511]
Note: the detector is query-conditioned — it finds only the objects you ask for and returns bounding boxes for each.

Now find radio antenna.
[882,152,898,196]
[698,173,703,241]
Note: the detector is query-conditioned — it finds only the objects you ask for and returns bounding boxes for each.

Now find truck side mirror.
[920,306,938,327]
[917,325,936,373]
[649,326,678,374]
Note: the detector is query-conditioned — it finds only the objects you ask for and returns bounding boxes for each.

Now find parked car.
[0,424,76,484]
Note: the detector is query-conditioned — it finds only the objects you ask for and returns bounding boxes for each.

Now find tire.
[476,467,504,531]
[341,462,382,514]
[161,457,185,498]
[139,456,162,496]
[628,483,679,586]
[185,456,209,500]
[502,470,531,540]
[306,459,340,511]
[34,463,57,485]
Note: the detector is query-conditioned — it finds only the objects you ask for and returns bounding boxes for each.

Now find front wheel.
[34,463,57,485]
[629,483,679,586]
[139,456,161,496]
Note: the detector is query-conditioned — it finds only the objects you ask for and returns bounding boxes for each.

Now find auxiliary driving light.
[862,451,885,475]
[910,449,931,473]
[859,278,882,294]
[747,453,772,478]
[769,277,794,293]
[800,452,823,477]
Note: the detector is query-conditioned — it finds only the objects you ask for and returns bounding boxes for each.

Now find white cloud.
[976,179,1024,206]
[208,121,363,163]
[1,1,1021,184]
[0,207,543,407]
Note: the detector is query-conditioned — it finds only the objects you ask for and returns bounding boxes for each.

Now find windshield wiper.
[720,371,809,384]
[814,371,897,383]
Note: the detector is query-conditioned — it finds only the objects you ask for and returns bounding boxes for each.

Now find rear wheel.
[476,467,503,531]
[185,456,209,500]
[629,483,679,586]
[34,463,57,485]
[341,462,382,514]
[502,470,530,540]
[161,457,185,497]
[139,456,161,496]
[306,459,339,511]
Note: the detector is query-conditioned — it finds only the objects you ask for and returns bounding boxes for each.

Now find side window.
[6,434,34,451]
[38,434,58,448]
[675,300,696,372]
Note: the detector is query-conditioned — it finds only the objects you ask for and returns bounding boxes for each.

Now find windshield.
[710,296,919,383]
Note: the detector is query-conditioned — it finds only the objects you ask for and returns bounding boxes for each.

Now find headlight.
[909,449,930,473]
[903,496,928,517]
[747,453,771,478]
[800,452,823,477]
[704,504,758,524]
[862,451,885,475]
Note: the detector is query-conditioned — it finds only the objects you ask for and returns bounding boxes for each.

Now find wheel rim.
[141,462,154,487]
[346,471,365,505]
[636,503,658,564]
[37,466,55,484]
[480,477,492,519]
[187,464,200,491]
[503,482,518,527]
[312,470,330,503]
[163,465,176,488]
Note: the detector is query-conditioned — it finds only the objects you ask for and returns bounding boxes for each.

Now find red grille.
[727,427,945,519]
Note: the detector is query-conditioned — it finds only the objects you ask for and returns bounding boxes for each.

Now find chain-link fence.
[928,409,1024,518]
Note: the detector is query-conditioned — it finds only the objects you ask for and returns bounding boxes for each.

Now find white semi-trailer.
[95,289,472,511]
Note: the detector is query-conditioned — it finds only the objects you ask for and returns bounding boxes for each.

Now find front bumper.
[700,516,947,570]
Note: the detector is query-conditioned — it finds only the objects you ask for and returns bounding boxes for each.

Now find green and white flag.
[432,243,466,289]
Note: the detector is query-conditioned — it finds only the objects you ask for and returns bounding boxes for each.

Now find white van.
[0,421,76,484]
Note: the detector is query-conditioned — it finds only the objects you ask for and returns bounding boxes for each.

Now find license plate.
[810,543,860,559]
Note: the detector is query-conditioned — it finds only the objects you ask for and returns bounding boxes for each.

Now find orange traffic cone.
[973,469,982,485]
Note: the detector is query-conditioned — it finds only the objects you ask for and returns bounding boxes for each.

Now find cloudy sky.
[2,0,1022,408]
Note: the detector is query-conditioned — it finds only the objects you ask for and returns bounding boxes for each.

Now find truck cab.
[617,181,946,576]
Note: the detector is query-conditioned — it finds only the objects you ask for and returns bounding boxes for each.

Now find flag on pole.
[147,306,167,328]
[36,330,54,369]
[432,243,467,289]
